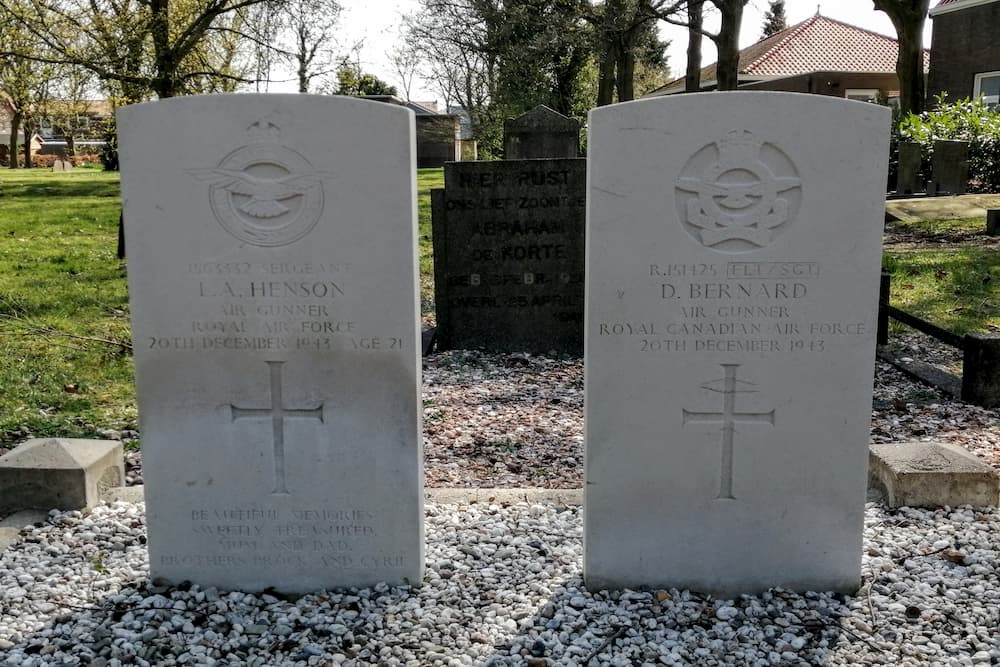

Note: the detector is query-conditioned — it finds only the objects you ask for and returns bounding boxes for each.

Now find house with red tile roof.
[927,0,1000,107]
[647,13,929,104]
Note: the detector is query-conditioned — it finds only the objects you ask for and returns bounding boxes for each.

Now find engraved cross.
[682,364,775,500]
[230,360,324,495]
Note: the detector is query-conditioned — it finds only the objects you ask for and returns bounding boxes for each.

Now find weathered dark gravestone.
[896,142,921,194]
[504,105,580,159]
[432,159,585,354]
[932,140,969,194]
[986,209,999,236]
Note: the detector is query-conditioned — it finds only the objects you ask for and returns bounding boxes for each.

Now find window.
[845,89,879,103]
[974,71,1000,108]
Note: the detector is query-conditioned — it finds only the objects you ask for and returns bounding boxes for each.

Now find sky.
[322,0,936,104]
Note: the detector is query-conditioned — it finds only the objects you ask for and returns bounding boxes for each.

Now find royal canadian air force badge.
[190,120,325,247]
[675,129,801,253]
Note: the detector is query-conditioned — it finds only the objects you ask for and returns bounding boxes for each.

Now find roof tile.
[658,14,930,92]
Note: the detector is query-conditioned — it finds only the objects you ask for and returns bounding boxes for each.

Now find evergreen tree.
[334,64,397,97]
[762,0,787,38]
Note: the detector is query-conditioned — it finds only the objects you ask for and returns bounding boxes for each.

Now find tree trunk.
[22,122,33,169]
[617,40,636,102]
[298,59,309,94]
[597,42,618,106]
[685,0,704,92]
[713,0,745,91]
[896,22,924,115]
[8,111,21,169]
[874,0,929,116]
[150,0,176,97]
[297,26,309,93]
[117,210,126,260]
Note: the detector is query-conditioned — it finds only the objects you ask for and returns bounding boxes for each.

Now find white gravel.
[1,500,998,666]
[2,341,998,664]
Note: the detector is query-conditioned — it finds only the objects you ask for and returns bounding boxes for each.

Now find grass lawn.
[0,165,995,445]
[0,166,132,442]
[417,167,443,317]
[882,217,1000,334]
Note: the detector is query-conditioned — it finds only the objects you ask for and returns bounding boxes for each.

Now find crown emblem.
[717,130,764,166]
[247,120,281,143]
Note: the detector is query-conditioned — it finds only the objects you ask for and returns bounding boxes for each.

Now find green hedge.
[898,95,1000,192]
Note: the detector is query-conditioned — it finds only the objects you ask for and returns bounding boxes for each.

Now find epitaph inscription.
[682,364,775,499]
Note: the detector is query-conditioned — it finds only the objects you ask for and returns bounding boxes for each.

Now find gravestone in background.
[932,140,969,195]
[119,94,423,592]
[504,105,580,159]
[585,93,890,595]
[987,209,999,236]
[432,158,586,354]
[896,142,921,194]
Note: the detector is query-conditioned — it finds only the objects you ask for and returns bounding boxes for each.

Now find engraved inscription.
[230,360,324,495]
[190,120,325,247]
[141,261,401,353]
[436,160,586,352]
[170,505,400,571]
[676,130,801,253]
[597,260,865,355]
[682,364,775,499]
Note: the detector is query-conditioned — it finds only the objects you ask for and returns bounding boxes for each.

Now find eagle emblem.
[191,169,324,219]
[191,120,325,247]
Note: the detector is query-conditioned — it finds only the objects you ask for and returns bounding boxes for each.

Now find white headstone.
[585,93,889,595]
[119,94,423,592]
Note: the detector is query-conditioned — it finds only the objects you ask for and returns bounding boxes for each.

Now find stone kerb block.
[0,438,124,515]
[869,441,1000,508]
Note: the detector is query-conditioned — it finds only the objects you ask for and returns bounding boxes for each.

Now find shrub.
[29,155,59,169]
[898,94,1000,192]
[0,151,100,169]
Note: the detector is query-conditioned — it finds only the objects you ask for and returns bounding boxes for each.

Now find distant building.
[927,0,1000,107]
[646,13,928,105]
[362,96,461,167]
[447,106,478,160]
[0,98,111,157]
